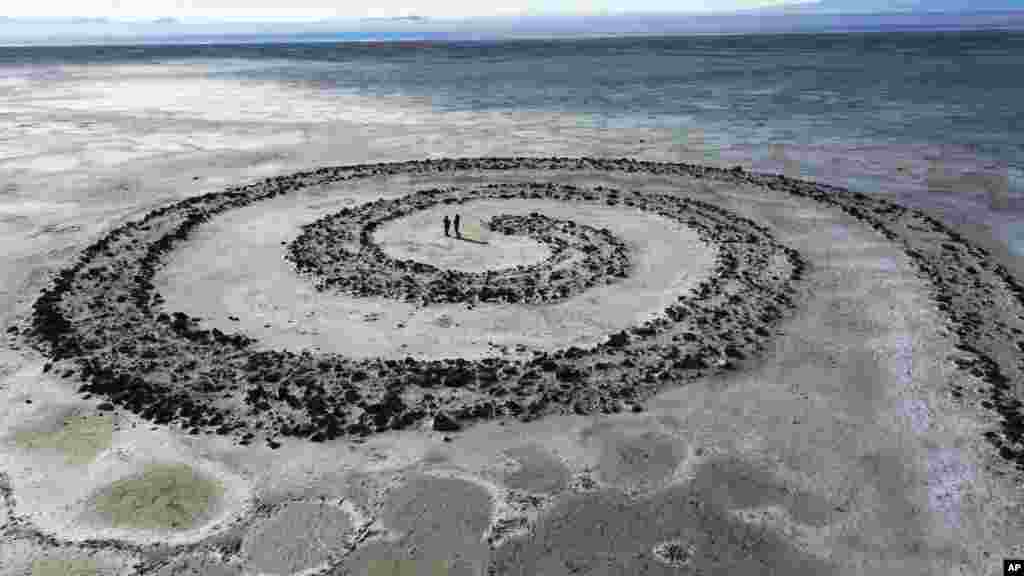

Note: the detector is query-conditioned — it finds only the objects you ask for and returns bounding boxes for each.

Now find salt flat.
[156,192,716,359]
[0,61,1022,576]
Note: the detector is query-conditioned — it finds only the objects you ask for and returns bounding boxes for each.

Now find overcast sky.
[2,0,816,21]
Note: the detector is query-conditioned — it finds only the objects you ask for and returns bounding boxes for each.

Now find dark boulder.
[606,331,630,347]
[432,411,461,432]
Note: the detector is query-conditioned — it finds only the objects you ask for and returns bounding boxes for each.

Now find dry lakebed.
[1,156,1023,576]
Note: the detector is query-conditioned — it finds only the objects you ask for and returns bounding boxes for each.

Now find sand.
[1,61,1023,576]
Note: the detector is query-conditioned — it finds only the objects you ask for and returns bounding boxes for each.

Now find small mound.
[87,463,223,531]
[11,410,114,466]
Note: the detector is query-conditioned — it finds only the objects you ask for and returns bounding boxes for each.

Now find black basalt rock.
[21,158,812,444]
[606,331,630,347]
[432,411,461,432]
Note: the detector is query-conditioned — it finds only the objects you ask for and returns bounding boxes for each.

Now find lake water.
[2,30,1022,258]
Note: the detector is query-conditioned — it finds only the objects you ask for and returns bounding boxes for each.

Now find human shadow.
[454,235,489,245]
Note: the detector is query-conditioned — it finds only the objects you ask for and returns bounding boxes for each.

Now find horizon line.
[6,6,1024,24]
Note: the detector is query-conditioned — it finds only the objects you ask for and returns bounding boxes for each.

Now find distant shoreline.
[2,26,1023,49]
[2,9,1022,48]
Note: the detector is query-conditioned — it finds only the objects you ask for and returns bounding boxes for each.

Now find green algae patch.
[88,463,224,531]
[30,558,100,576]
[12,411,115,466]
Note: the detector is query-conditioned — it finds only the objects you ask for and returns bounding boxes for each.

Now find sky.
[0,0,855,21]
[1,0,1022,22]
[2,0,1022,45]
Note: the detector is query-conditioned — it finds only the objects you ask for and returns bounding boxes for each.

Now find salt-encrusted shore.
[16,158,1024,471]
[2,157,1023,575]
[287,193,637,306]
[16,164,805,445]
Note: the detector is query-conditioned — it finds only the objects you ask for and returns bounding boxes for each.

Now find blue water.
[3,32,1020,163]
[2,30,1023,253]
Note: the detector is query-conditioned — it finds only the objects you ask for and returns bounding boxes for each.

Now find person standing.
[443,215,451,237]
[454,214,461,238]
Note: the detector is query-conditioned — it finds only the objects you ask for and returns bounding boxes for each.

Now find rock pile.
[286,188,634,306]
[25,156,1022,476]
[24,159,807,447]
